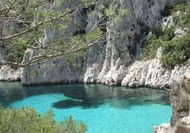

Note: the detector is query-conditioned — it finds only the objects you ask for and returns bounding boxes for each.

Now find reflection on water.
[0,82,171,133]
[0,82,169,109]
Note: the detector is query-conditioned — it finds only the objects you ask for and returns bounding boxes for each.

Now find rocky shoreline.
[0,59,188,89]
[1,61,190,133]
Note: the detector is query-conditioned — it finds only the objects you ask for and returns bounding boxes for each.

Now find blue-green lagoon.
[0,82,171,133]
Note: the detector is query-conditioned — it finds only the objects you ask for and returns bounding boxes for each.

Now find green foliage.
[86,27,103,42]
[6,27,44,62]
[170,2,190,28]
[81,0,96,8]
[102,4,128,23]
[54,38,69,52]
[106,8,128,23]
[1,0,107,64]
[161,26,175,41]
[141,2,190,68]
[161,33,190,68]
[141,33,161,60]
[0,107,87,133]
[72,35,85,47]
[6,38,28,62]
[151,26,163,38]
[0,0,130,66]
[141,26,175,60]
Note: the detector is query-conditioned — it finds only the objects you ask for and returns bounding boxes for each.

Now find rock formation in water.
[154,71,190,133]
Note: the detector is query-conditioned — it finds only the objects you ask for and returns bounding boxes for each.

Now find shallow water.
[0,82,171,133]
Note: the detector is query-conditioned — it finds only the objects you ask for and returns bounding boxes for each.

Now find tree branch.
[0,7,77,41]
[4,0,17,16]
[0,33,125,67]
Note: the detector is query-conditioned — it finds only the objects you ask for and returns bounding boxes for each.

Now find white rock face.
[1,0,188,87]
[21,49,82,85]
[0,47,22,81]
[96,0,176,85]
[121,59,188,88]
[20,0,189,87]
[0,66,22,81]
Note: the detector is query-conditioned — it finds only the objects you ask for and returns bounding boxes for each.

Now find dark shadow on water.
[53,99,107,109]
[0,82,170,109]
[53,99,82,108]
[52,99,102,109]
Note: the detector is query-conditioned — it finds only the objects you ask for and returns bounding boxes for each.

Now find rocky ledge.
[154,71,190,133]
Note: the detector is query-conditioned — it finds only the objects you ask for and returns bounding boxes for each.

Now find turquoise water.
[0,82,171,133]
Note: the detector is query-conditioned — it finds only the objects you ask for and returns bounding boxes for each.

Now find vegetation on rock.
[0,0,127,67]
[0,0,105,66]
[141,2,190,68]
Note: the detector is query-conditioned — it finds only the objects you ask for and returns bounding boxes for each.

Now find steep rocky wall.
[21,0,185,87]
[88,0,177,85]
[21,1,87,85]
[154,71,190,133]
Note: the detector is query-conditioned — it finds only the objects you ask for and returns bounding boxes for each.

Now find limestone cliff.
[0,0,189,88]
[20,0,187,87]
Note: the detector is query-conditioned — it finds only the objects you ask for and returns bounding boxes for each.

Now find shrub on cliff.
[160,33,190,68]
[141,26,175,61]
[0,107,87,133]
[141,2,190,68]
